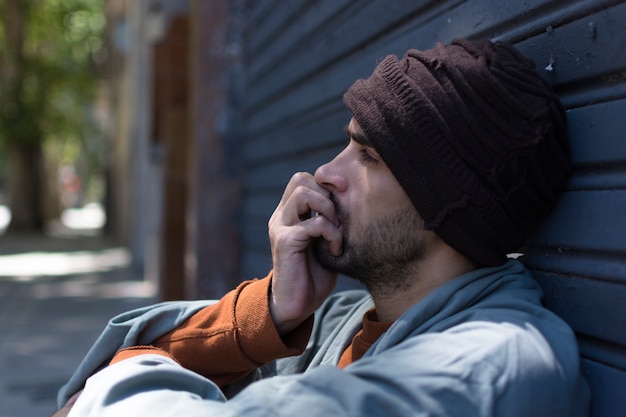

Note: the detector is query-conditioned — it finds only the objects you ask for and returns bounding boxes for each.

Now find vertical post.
[155,16,190,301]
[186,0,241,299]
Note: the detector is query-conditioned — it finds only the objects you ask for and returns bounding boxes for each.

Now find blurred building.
[105,0,241,300]
[104,3,625,416]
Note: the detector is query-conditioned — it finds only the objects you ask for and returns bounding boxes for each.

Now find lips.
[332,204,346,232]
[333,211,342,228]
[317,211,342,230]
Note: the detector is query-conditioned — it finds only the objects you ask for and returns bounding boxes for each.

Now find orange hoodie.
[110,274,390,386]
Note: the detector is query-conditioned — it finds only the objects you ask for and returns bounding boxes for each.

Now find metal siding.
[238,1,626,413]
[516,4,626,416]
[582,360,626,417]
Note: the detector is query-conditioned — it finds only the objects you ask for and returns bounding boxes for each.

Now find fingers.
[282,186,337,224]
[270,209,342,256]
[270,172,338,229]
[276,172,329,211]
[268,172,342,334]
[292,215,343,256]
[269,172,342,256]
[279,172,322,198]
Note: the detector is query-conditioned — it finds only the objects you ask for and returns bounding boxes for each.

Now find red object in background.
[63,173,81,193]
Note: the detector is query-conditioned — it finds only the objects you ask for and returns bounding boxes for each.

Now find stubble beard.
[312,198,428,298]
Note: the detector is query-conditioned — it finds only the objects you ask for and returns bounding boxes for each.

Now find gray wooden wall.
[236,1,626,415]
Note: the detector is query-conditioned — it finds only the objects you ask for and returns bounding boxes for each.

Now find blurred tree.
[0,0,105,232]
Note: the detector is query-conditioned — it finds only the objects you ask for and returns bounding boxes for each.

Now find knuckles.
[269,171,335,234]
[292,184,313,199]
[290,171,312,183]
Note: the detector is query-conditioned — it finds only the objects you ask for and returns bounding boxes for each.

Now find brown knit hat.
[343,38,570,266]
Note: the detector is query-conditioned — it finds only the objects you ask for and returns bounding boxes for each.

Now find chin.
[312,238,345,272]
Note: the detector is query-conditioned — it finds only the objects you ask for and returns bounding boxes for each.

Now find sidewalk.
[0,224,155,417]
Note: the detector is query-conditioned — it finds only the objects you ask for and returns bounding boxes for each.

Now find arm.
[104,171,339,384]
[64,322,585,417]
[59,172,345,415]
[57,276,315,415]
[109,276,313,387]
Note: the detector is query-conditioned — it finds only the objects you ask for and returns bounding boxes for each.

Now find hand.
[50,390,82,417]
[268,172,342,335]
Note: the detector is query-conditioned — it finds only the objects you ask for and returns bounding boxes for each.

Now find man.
[55,38,589,416]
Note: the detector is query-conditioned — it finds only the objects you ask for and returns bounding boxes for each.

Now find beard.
[312,197,428,298]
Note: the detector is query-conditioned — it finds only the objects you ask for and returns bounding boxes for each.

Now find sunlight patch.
[0,248,130,278]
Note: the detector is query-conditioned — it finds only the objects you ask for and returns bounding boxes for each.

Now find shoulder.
[379,320,560,375]
[351,320,585,416]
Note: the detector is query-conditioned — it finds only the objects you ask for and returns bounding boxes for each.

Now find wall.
[105,2,625,413]
[237,1,626,416]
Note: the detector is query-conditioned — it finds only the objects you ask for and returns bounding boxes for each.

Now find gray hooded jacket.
[61,260,589,417]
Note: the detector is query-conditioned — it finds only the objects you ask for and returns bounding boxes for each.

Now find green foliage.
[0,0,105,151]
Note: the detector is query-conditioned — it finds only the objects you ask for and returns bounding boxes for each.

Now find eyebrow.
[343,125,373,147]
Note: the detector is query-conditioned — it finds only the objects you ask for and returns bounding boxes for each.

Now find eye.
[359,146,379,164]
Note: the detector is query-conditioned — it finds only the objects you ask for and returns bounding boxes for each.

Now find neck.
[371,245,476,323]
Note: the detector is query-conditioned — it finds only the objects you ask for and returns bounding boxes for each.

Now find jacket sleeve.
[109,275,313,387]
[63,320,587,417]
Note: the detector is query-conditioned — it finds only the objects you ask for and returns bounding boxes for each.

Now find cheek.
[342,193,405,238]
[361,181,412,219]
[341,161,413,221]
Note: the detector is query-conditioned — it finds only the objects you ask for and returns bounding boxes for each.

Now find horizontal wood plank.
[527,190,626,254]
[581,359,626,417]
[531,271,626,346]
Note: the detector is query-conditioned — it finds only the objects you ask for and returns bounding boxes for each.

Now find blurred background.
[1,1,625,416]
[0,0,106,235]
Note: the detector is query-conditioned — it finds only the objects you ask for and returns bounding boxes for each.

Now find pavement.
[0,212,155,417]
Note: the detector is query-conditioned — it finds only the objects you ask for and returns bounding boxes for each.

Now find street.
[0,210,155,417]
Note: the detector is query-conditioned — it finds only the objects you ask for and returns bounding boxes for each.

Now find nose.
[314,150,348,193]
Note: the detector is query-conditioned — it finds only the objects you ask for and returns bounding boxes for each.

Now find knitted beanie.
[343,38,570,266]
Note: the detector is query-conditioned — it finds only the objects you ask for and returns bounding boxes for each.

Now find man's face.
[312,118,434,295]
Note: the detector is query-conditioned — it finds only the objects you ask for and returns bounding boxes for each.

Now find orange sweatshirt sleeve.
[109,274,313,387]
